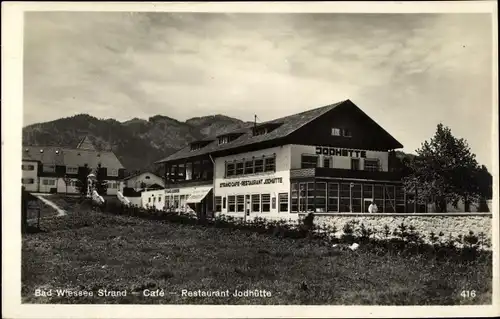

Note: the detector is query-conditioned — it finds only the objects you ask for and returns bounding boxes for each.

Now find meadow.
[21,196,492,305]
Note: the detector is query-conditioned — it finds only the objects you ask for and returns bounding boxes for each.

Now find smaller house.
[121,171,165,193]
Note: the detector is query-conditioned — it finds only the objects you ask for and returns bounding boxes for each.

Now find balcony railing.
[164,179,213,189]
[290,167,403,181]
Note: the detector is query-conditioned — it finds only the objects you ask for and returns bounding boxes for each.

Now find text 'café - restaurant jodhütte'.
[153,99,409,219]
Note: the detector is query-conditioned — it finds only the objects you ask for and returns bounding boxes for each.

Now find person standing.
[368,200,378,214]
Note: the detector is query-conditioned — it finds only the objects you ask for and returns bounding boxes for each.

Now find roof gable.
[287,100,403,150]
[123,171,163,181]
[76,136,96,150]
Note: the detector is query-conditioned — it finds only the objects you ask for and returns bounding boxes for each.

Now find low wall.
[299,213,493,246]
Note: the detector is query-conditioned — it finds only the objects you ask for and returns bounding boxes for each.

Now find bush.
[93,199,490,262]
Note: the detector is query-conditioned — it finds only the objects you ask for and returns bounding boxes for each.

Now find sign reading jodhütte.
[220,177,283,188]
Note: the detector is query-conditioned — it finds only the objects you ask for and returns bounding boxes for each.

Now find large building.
[154,100,411,219]
[21,136,126,195]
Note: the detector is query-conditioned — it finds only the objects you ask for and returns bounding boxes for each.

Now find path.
[33,194,67,217]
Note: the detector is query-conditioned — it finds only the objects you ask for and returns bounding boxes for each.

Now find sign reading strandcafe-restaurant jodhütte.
[220,177,283,188]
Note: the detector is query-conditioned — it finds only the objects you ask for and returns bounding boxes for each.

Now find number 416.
[461,290,476,298]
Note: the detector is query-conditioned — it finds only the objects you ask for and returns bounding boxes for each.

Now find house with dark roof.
[153,99,407,218]
[21,136,126,194]
[120,171,165,192]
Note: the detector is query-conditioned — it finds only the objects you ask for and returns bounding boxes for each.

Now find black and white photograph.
[2,1,498,318]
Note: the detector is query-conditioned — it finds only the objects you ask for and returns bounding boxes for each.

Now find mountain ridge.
[22,113,250,173]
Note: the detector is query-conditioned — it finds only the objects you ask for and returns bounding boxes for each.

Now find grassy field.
[22,196,492,305]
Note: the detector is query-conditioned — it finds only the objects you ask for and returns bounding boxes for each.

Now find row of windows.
[331,127,352,137]
[26,164,120,176]
[300,155,380,171]
[225,156,276,177]
[22,178,118,188]
[291,182,405,213]
[215,193,289,213]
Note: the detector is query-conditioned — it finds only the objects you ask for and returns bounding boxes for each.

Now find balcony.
[164,178,213,189]
[290,167,403,181]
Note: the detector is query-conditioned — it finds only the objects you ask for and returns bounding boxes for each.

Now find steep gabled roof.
[122,171,163,181]
[155,100,347,163]
[21,146,124,169]
[76,136,96,150]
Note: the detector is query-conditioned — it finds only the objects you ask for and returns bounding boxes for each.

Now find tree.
[403,123,484,212]
[75,164,92,197]
[94,163,108,195]
[473,165,493,212]
[62,174,72,194]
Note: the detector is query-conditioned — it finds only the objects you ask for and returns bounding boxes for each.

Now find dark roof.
[21,146,124,169]
[156,100,347,163]
[76,136,96,150]
[123,171,163,181]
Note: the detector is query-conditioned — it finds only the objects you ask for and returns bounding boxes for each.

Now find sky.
[23,12,494,170]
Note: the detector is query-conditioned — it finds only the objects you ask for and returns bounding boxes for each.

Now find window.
[253,128,268,136]
[226,163,235,177]
[291,183,298,213]
[254,159,264,173]
[331,128,341,136]
[43,164,55,173]
[323,157,330,168]
[363,184,374,200]
[158,196,162,202]
[236,195,245,213]
[364,159,380,172]
[66,166,78,174]
[42,179,56,186]
[223,197,226,209]
[190,143,203,151]
[351,158,360,170]
[352,183,362,213]
[328,183,339,212]
[236,162,244,175]
[22,178,34,184]
[272,197,276,209]
[193,161,201,179]
[215,196,222,212]
[145,176,151,180]
[342,129,352,137]
[218,136,230,145]
[228,196,236,212]
[264,157,275,172]
[340,183,351,212]
[244,160,254,174]
[316,182,327,212]
[384,185,396,213]
[148,197,151,203]
[22,164,35,171]
[108,168,119,177]
[278,193,288,212]
[307,182,315,212]
[251,194,260,212]
[261,194,271,212]
[301,155,318,169]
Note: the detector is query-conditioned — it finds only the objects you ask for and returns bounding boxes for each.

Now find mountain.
[22,113,250,173]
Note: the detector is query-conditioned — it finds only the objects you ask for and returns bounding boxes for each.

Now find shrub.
[341,221,355,244]
[92,197,490,262]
